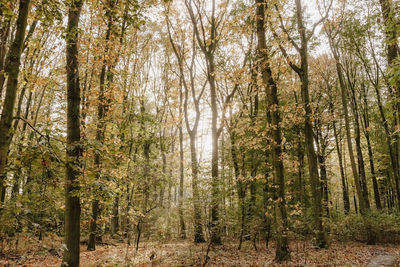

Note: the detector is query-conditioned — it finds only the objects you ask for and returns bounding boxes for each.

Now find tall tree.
[88,0,118,251]
[255,0,290,260]
[62,0,83,266]
[360,81,381,209]
[379,0,400,209]
[324,20,368,214]
[0,0,31,204]
[0,1,14,97]
[344,56,371,210]
[272,0,330,247]
[185,0,228,245]
[166,14,205,241]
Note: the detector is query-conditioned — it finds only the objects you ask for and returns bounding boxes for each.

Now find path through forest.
[367,254,398,267]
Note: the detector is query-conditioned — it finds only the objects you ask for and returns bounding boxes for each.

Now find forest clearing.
[0,0,400,266]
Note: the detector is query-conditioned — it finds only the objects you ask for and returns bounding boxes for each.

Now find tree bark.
[189,135,205,242]
[379,0,400,209]
[346,64,370,210]
[178,124,186,239]
[361,83,381,209]
[330,102,350,214]
[256,0,290,260]
[185,0,222,244]
[0,0,31,204]
[230,126,246,249]
[111,195,119,235]
[0,1,13,97]
[315,125,329,216]
[88,0,117,250]
[166,18,205,242]
[327,38,367,214]
[62,0,83,266]
[294,0,328,248]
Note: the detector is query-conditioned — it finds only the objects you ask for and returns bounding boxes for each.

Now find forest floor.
[1,235,400,266]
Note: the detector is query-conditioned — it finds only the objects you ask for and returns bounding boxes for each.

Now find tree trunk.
[167,18,205,242]
[111,195,119,235]
[379,0,400,210]
[209,50,221,245]
[189,135,205,242]
[178,125,186,239]
[0,0,31,204]
[62,0,83,266]
[256,0,290,260]
[88,0,117,250]
[328,40,367,214]
[88,199,99,251]
[294,93,307,207]
[347,71,370,210]
[0,1,13,97]
[331,104,350,214]
[361,83,381,209]
[230,128,246,249]
[315,122,329,216]
[294,0,328,248]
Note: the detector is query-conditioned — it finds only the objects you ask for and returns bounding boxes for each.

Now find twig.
[202,241,212,267]
[13,116,66,165]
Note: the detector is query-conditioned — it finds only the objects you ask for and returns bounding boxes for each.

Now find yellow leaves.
[265,211,273,218]
[218,1,228,9]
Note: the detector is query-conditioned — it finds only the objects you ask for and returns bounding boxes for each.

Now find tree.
[271,0,330,248]
[0,0,31,204]
[379,0,400,210]
[255,0,290,260]
[165,9,206,242]
[185,0,229,245]
[324,13,371,214]
[88,0,118,251]
[62,0,83,265]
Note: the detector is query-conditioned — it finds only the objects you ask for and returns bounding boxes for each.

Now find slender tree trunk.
[178,125,186,239]
[88,0,117,250]
[248,88,259,247]
[185,0,223,244]
[230,129,246,249]
[294,0,328,248]
[209,50,221,244]
[256,0,290,260]
[0,0,31,204]
[329,42,367,214]
[262,170,271,249]
[361,84,381,209]
[11,91,32,199]
[0,1,13,97]
[315,122,329,216]
[379,0,400,209]
[331,103,350,214]
[347,72,370,210]
[159,145,166,207]
[62,0,83,266]
[167,19,204,242]
[189,135,205,242]
[294,93,307,207]
[372,79,400,210]
[111,195,119,235]
[88,199,99,250]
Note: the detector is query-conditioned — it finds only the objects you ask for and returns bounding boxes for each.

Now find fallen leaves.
[1,238,399,266]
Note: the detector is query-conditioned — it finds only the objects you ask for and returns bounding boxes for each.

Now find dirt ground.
[1,235,400,266]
